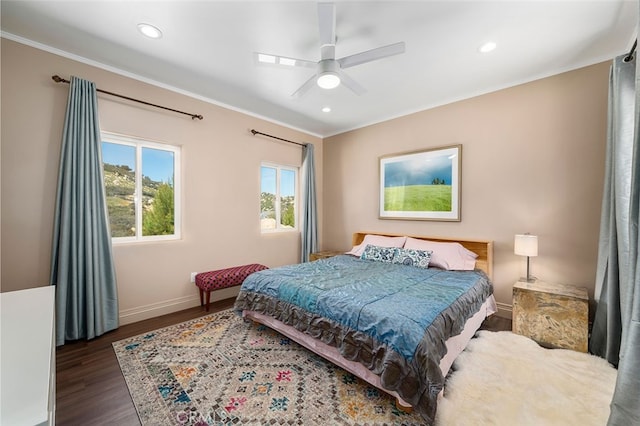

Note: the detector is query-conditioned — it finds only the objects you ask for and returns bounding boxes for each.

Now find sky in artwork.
[384,153,454,187]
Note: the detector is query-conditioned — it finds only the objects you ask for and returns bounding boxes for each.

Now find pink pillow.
[346,235,407,257]
[403,237,478,270]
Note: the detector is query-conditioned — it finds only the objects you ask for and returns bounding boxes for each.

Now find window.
[260,164,297,232]
[101,133,181,242]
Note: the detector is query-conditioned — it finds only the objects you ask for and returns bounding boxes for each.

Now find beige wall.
[1,37,610,322]
[322,62,610,317]
[1,39,323,323]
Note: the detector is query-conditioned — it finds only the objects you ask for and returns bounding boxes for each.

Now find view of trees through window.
[102,137,179,240]
[261,165,296,231]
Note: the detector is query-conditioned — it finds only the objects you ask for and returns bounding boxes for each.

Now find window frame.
[101,132,181,243]
[260,162,299,233]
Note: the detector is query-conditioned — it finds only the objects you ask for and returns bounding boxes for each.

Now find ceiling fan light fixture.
[317,72,340,89]
[259,3,404,98]
[317,59,341,89]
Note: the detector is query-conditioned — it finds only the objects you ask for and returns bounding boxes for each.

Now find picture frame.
[379,144,461,221]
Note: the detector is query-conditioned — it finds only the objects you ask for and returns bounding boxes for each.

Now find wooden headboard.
[352,231,493,280]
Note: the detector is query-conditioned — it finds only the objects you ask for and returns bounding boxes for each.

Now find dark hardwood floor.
[55,299,511,425]
[478,313,512,332]
[55,298,235,425]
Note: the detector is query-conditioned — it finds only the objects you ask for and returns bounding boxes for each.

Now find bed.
[234,232,496,424]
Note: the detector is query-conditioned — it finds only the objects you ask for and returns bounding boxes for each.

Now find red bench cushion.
[195,264,268,292]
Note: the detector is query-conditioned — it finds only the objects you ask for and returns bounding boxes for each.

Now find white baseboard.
[119,295,200,325]
[118,290,513,325]
[118,286,241,325]
[495,301,513,319]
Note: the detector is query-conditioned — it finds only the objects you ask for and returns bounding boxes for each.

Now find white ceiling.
[1,1,637,137]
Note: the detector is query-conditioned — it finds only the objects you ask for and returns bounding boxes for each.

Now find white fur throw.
[436,330,617,426]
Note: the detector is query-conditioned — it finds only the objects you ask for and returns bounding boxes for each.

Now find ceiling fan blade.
[338,42,406,69]
[338,70,366,96]
[291,74,318,99]
[317,2,336,46]
[254,52,316,69]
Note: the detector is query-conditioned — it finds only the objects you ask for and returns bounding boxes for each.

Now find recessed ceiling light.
[279,57,297,67]
[257,53,276,64]
[322,106,331,113]
[479,42,497,53]
[137,23,162,39]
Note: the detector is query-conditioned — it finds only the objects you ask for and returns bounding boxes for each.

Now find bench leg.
[395,398,413,413]
[199,288,204,307]
[205,290,211,311]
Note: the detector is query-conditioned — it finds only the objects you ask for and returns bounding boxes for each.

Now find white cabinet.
[1,286,56,426]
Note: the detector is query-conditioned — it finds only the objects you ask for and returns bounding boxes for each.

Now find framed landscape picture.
[379,145,461,221]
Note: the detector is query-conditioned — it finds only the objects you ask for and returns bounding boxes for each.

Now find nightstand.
[309,250,345,261]
[512,280,589,352]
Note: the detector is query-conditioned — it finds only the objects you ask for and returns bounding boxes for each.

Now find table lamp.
[515,233,538,282]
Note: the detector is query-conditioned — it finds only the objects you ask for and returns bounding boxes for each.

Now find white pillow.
[346,234,407,257]
[403,237,478,271]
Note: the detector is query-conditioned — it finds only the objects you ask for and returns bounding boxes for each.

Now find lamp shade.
[514,234,538,257]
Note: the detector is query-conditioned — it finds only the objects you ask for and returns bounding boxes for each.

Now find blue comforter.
[234,254,493,424]
[239,255,484,359]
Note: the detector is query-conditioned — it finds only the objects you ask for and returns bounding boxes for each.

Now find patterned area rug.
[113,309,426,425]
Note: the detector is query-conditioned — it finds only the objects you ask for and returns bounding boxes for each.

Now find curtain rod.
[624,39,637,62]
[250,129,306,147]
[51,75,203,120]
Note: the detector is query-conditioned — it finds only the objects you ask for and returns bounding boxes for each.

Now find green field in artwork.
[384,185,452,211]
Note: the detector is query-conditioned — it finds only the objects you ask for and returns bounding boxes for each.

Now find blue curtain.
[50,76,119,346]
[300,143,318,262]
[590,49,640,424]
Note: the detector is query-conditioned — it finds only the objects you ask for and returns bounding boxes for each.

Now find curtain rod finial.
[624,39,637,62]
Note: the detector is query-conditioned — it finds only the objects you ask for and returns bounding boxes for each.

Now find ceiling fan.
[255,2,406,98]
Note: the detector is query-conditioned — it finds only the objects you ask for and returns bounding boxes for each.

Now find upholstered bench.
[195,264,268,311]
